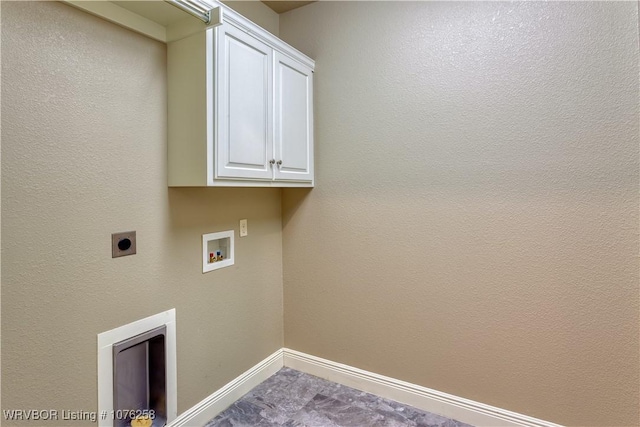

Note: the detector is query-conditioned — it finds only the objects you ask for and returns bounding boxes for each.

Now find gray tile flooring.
[204,368,474,427]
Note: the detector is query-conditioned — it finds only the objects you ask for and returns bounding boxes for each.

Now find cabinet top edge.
[206,0,315,70]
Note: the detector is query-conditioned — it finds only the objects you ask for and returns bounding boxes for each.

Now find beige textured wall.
[1,1,283,424]
[280,2,639,426]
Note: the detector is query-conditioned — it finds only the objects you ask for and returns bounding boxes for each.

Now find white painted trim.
[97,309,178,427]
[165,347,560,427]
[168,349,284,427]
[282,349,563,427]
[206,26,216,187]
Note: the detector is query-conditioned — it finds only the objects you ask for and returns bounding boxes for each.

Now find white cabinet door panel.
[217,23,273,180]
[274,52,313,182]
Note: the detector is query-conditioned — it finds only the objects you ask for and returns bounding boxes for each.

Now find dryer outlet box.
[112,231,136,258]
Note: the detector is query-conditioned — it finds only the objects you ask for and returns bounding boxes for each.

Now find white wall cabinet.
[216,23,273,181]
[168,8,314,187]
[274,52,314,182]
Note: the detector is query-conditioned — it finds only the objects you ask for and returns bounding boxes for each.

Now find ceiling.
[261,1,316,14]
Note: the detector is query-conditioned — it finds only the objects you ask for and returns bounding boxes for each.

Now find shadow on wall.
[167,187,282,228]
[281,188,312,228]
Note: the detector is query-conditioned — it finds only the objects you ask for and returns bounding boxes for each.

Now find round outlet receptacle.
[118,238,132,251]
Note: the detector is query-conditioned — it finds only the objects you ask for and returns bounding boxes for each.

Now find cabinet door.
[273,52,313,182]
[216,23,273,180]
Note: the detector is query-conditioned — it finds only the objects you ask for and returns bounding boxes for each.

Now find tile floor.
[204,367,473,427]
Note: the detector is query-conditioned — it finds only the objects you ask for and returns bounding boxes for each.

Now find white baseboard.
[168,349,284,427]
[283,349,562,427]
[169,347,561,427]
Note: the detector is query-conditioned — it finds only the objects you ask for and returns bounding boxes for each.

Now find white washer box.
[202,230,234,273]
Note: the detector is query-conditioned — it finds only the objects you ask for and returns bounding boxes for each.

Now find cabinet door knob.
[276,160,283,166]
[269,159,276,165]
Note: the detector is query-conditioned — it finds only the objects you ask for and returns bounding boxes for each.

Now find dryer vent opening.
[113,325,167,427]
